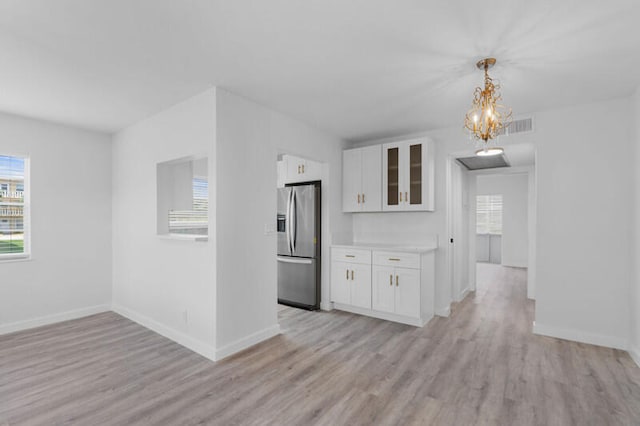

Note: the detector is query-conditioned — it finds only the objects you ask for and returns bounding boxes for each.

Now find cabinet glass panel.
[409,144,422,205]
[387,147,399,205]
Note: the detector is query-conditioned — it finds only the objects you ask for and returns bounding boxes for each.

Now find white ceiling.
[0,0,638,140]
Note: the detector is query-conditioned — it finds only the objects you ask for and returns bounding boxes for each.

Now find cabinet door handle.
[302,164,305,173]
[357,193,361,204]
[362,193,365,203]
[399,192,402,202]
[396,275,399,286]
[405,191,408,203]
[351,270,354,280]
[389,274,393,286]
[298,165,301,174]
[346,269,349,280]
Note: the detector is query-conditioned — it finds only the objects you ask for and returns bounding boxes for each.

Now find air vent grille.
[498,117,534,136]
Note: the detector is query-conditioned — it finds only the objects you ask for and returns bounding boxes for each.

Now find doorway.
[447,142,537,311]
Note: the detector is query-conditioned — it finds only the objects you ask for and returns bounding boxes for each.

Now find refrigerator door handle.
[286,189,293,254]
[291,189,297,253]
[277,256,313,265]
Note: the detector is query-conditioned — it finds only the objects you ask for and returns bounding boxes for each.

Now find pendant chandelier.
[464,58,512,156]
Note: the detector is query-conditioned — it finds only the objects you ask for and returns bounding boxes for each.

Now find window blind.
[0,155,28,257]
[168,177,208,235]
[476,194,502,235]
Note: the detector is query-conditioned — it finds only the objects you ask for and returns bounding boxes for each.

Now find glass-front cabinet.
[382,138,434,211]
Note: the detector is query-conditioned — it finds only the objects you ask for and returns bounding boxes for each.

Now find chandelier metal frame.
[464,58,512,143]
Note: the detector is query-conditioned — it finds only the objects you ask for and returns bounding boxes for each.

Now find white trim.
[333,303,429,327]
[320,301,334,311]
[214,324,281,361]
[456,287,470,302]
[0,255,32,264]
[532,321,628,350]
[157,234,209,242]
[0,304,110,335]
[436,305,451,317]
[112,304,217,361]
[629,346,640,369]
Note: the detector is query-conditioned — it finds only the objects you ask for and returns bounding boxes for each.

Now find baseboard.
[435,305,451,317]
[532,321,628,350]
[215,324,281,361]
[112,304,216,362]
[320,301,334,311]
[0,304,111,336]
[456,288,470,302]
[629,346,640,368]
[333,303,428,327]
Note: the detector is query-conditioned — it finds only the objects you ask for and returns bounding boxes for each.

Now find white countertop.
[331,243,437,253]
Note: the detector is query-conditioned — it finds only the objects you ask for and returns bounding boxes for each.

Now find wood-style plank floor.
[2,264,640,425]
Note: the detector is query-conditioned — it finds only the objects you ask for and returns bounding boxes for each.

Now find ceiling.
[0,0,638,140]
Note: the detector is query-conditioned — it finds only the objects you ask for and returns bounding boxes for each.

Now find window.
[476,194,502,235]
[157,156,208,237]
[0,155,29,258]
[168,176,209,235]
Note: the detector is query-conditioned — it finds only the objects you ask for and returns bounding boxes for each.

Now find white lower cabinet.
[330,260,371,309]
[330,261,351,305]
[331,246,435,327]
[372,266,395,313]
[394,268,420,318]
[373,265,420,318]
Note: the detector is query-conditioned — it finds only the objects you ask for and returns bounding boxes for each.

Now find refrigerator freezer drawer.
[277,256,318,309]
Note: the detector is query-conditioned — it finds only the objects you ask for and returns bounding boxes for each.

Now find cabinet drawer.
[373,251,420,269]
[332,248,371,265]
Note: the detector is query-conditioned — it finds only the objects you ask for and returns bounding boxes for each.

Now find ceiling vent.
[498,117,534,136]
[456,154,511,171]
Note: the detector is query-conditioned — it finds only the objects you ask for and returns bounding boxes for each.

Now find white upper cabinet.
[282,155,322,184]
[382,138,434,212]
[342,145,382,212]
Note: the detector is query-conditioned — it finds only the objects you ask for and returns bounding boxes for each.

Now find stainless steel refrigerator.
[277,182,320,310]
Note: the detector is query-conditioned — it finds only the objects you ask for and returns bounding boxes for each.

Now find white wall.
[351,96,633,350]
[0,112,112,333]
[632,88,640,363]
[214,89,350,356]
[530,98,632,349]
[476,173,529,268]
[111,87,349,361]
[111,89,217,359]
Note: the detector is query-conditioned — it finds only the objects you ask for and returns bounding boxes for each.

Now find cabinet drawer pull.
[351,270,354,280]
[389,274,393,286]
[388,258,400,261]
[396,275,399,286]
[345,254,356,258]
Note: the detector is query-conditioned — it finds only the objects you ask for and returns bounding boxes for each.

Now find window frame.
[0,154,31,262]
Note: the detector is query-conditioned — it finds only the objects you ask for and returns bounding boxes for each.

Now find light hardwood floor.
[1,264,639,425]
